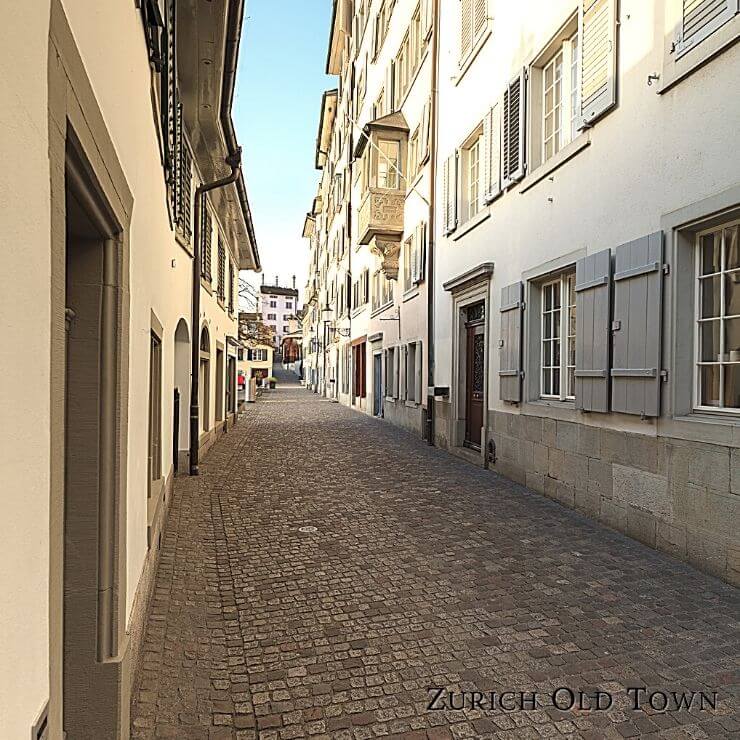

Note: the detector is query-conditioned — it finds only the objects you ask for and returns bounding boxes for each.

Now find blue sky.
[234,0,334,309]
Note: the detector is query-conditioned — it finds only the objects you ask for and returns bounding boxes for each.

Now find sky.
[233,0,334,312]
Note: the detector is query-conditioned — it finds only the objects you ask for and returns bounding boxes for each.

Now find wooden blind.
[678,0,737,56]
[499,282,524,402]
[202,209,212,282]
[217,238,226,300]
[579,0,618,125]
[501,70,526,187]
[482,102,501,203]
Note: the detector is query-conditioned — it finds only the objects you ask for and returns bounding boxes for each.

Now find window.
[541,31,579,163]
[540,271,576,400]
[675,0,739,58]
[283,325,289,333]
[286,301,293,309]
[408,127,420,183]
[461,126,483,222]
[148,331,162,485]
[267,313,277,320]
[406,342,418,403]
[270,300,277,308]
[695,220,740,410]
[372,270,393,310]
[377,139,400,189]
[201,208,212,282]
[217,237,226,300]
[459,0,488,65]
[385,346,399,398]
[403,223,427,289]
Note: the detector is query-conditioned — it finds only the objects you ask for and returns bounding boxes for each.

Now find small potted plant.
[266,376,277,389]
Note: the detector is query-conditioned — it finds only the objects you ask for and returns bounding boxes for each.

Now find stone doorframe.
[48,1,133,736]
[443,263,495,466]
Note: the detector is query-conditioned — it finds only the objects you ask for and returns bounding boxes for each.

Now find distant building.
[259,276,299,351]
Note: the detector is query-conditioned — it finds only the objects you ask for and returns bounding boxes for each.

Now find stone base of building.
[383,398,424,436]
[434,399,738,586]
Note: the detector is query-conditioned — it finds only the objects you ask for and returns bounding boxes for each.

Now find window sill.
[519,134,591,194]
[385,396,397,403]
[405,400,419,409]
[451,209,491,241]
[200,278,212,294]
[175,228,193,256]
[402,285,420,302]
[455,27,492,86]
[351,306,368,319]
[659,15,740,94]
[371,301,394,318]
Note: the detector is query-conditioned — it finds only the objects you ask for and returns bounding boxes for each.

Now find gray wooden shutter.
[676,0,738,57]
[579,0,618,127]
[415,341,423,404]
[460,0,473,61]
[501,71,526,187]
[575,249,612,412]
[611,232,665,417]
[499,282,524,402]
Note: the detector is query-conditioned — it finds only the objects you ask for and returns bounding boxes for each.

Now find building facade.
[432,0,739,585]
[259,279,300,351]
[0,1,260,737]
[305,0,739,585]
[304,0,435,433]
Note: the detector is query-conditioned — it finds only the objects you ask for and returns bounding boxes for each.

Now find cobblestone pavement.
[131,372,740,739]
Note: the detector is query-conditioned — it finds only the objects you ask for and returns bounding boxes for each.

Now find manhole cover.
[298,526,318,533]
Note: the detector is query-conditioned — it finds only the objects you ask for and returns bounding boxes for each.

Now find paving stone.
[130,374,740,739]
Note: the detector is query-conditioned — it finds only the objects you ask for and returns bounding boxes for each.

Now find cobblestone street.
[131,373,740,740]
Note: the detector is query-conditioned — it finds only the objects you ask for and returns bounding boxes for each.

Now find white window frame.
[459,124,483,224]
[540,271,576,401]
[693,218,740,412]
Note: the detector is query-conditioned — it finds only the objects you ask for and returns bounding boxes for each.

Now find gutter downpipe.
[189,149,242,476]
[425,0,439,445]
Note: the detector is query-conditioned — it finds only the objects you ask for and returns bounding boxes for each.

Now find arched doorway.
[173,319,190,473]
[199,326,211,434]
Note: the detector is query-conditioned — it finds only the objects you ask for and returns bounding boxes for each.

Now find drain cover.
[298,526,318,533]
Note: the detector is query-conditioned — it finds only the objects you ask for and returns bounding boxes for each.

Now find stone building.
[304,0,435,432]
[304,0,739,584]
[431,0,739,585]
[258,278,300,351]
[0,1,260,736]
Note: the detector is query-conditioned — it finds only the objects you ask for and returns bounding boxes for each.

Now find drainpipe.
[425,0,440,446]
[190,148,242,475]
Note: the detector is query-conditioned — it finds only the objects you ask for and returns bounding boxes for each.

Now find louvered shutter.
[443,154,458,234]
[575,249,612,412]
[610,232,664,417]
[164,0,177,189]
[501,71,526,187]
[474,0,487,37]
[202,209,212,282]
[460,0,473,61]
[418,222,427,282]
[421,98,431,162]
[177,123,192,238]
[579,0,618,127]
[228,263,234,313]
[393,348,399,397]
[499,282,524,402]
[482,103,501,204]
[676,0,738,56]
[423,0,434,38]
[218,238,226,299]
[384,65,394,115]
[400,345,407,400]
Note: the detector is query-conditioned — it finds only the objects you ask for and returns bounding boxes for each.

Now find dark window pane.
[700,320,721,362]
[701,276,721,318]
[726,226,739,271]
[700,232,721,274]
[725,317,740,358]
[700,365,720,407]
[726,272,740,316]
[724,364,740,408]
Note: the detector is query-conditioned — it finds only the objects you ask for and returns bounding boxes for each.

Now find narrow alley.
[131,376,739,740]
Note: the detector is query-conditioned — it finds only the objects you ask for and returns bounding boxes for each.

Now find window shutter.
[415,341,423,404]
[217,238,226,299]
[482,103,501,204]
[177,124,192,238]
[676,0,738,56]
[499,282,524,402]
[610,232,664,418]
[474,0,487,37]
[579,0,618,127]
[164,0,177,197]
[460,0,473,61]
[575,248,612,412]
[228,263,234,313]
[421,98,431,162]
[501,71,526,187]
[400,345,407,400]
[393,347,400,398]
[443,153,458,234]
[418,222,427,283]
[423,0,434,38]
[202,209,212,282]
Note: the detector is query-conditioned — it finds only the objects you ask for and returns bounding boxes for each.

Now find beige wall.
[0,3,53,737]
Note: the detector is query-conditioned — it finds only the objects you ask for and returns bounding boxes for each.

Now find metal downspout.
[426,0,440,445]
[190,149,242,475]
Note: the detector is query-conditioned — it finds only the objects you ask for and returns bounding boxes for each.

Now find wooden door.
[465,322,485,448]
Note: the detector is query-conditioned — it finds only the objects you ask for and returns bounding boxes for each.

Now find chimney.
[275,274,279,287]
[261,274,265,285]
[292,275,296,289]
